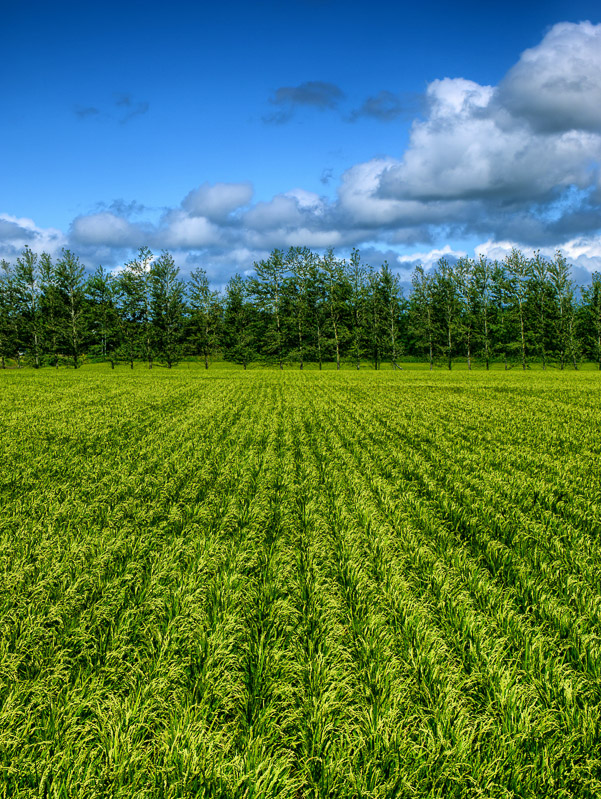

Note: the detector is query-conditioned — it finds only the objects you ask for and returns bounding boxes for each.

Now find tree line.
[1,245,600,370]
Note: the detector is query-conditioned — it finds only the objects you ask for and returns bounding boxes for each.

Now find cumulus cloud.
[397,244,467,270]
[498,21,601,133]
[243,195,304,231]
[475,236,601,281]
[335,23,601,248]
[0,214,66,262]
[0,218,36,242]
[70,212,147,249]
[241,191,341,250]
[377,77,600,206]
[182,182,253,221]
[96,199,148,218]
[159,212,222,249]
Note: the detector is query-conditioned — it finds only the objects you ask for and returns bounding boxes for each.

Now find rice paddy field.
[1,363,601,798]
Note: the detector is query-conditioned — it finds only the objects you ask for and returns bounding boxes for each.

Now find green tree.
[54,249,86,368]
[321,249,347,370]
[346,249,368,370]
[39,253,61,368]
[306,257,328,370]
[0,260,19,368]
[378,261,404,369]
[120,247,154,368]
[187,267,222,368]
[364,267,386,370]
[548,251,578,369]
[580,272,601,369]
[454,256,477,370]
[250,249,288,369]
[409,265,435,369]
[433,258,459,370]
[472,256,498,370]
[85,266,121,367]
[115,249,152,369]
[13,246,43,368]
[223,274,258,369]
[286,247,314,369]
[504,249,530,370]
[527,251,553,370]
[150,252,185,368]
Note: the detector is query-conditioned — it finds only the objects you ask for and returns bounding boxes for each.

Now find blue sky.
[2,0,601,283]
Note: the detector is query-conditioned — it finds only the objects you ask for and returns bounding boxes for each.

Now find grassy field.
[1,364,601,798]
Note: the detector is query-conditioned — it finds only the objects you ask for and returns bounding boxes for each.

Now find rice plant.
[1,365,601,797]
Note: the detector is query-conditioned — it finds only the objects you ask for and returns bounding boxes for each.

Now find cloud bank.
[4,22,601,280]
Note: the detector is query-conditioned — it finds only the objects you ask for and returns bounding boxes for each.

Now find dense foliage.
[1,245,601,370]
[1,365,600,797]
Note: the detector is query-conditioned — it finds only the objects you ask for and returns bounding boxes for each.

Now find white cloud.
[0,214,66,261]
[337,158,404,226]
[397,244,467,269]
[243,195,303,231]
[283,188,325,214]
[378,76,601,206]
[182,182,253,221]
[281,227,342,249]
[475,235,601,278]
[70,212,145,248]
[474,240,518,261]
[160,212,222,249]
[498,21,601,133]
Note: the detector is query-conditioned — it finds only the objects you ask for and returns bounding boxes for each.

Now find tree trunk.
[70,298,78,369]
[484,307,489,371]
[298,317,303,369]
[275,307,283,370]
[33,331,40,368]
[519,301,526,370]
[316,322,323,371]
[390,305,397,369]
[333,321,340,371]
